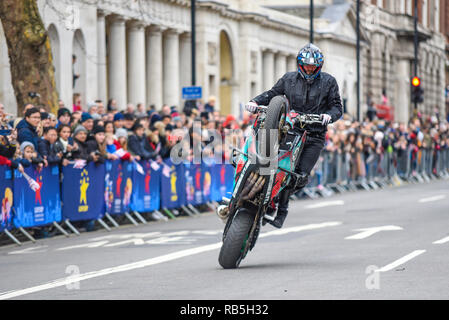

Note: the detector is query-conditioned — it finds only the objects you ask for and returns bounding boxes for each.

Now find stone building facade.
[359,0,447,122]
[0,0,360,118]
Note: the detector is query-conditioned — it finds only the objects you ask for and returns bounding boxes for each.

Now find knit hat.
[73,125,88,137]
[115,128,128,139]
[57,108,71,119]
[113,112,125,121]
[92,125,105,135]
[150,113,162,125]
[20,141,35,154]
[81,112,93,123]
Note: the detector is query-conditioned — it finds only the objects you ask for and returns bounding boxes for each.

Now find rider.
[245,43,343,228]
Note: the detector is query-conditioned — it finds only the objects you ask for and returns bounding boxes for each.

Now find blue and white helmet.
[297,43,324,83]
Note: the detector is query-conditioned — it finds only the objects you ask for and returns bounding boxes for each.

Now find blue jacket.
[17,119,40,152]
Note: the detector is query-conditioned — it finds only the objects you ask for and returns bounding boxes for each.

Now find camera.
[28,92,41,99]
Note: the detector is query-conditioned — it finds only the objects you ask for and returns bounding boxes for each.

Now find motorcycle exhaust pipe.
[240,172,258,199]
[243,176,266,200]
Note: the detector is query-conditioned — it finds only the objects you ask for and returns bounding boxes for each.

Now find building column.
[108,15,127,110]
[97,10,107,104]
[163,29,180,108]
[287,56,297,72]
[262,49,274,91]
[127,20,146,106]
[275,52,287,81]
[179,32,192,100]
[146,26,164,109]
[395,59,410,123]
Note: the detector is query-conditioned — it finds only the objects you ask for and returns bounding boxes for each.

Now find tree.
[0,0,58,116]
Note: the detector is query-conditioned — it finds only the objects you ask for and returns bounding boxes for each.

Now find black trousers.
[294,134,325,175]
[277,132,325,213]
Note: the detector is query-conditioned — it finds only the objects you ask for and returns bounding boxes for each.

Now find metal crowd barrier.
[297,146,449,199]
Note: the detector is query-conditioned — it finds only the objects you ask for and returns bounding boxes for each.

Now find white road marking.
[259,221,342,237]
[8,246,48,255]
[375,250,426,273]
[418,195,446,203]
[433,236,449,244]
[56,241,110,251]
[0,221,342,300]
[304,200,345,209]
[345,226,403,240]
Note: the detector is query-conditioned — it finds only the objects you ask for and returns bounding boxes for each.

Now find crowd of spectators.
[1,95,448,183]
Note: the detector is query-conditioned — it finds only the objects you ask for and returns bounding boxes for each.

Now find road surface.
[0,179,448,300]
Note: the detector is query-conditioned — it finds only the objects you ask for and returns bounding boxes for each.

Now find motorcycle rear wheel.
[218,209,254,269]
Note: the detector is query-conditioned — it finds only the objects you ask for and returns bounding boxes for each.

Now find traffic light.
[411,76,424,104]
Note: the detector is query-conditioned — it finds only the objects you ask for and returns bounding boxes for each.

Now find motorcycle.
[217,95,324,269]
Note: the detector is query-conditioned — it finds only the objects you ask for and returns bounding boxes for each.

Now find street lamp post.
[310,0,314,43]
[191,0,196,86]
[413,0,419,112]
[356,0,360,122]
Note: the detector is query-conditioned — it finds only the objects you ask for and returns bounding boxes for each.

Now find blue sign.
[105,160,134,215]
[62,162,105,222]
[13,165,61,228]
[182,86,202,100]
[0,165,13,232]
[130,160,161,212]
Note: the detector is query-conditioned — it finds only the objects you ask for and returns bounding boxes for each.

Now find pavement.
[0,178,448,300]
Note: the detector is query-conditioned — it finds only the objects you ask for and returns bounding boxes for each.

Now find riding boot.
[268,188,290,229]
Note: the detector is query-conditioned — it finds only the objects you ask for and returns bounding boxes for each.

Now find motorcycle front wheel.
[218,208,254,269]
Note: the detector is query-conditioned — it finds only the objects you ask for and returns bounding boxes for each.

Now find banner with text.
[62,162,105,221]
[13,165,61,228]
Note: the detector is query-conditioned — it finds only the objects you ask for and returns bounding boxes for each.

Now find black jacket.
[128,134,158,160]
[86,139,106,164]
[252,72,343,136]
[71,138,93,161]
[38,139,62,165]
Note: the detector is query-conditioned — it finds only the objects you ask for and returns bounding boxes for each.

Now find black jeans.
[277,132,325,213]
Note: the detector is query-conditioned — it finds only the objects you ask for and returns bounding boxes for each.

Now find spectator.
[17,141,45,169]
[128,123,159,160]
[136,103,146,118]
[104,121,115,136]
[57,108,71,128]
[126,103,135,114]
[38,127,62,166]
[106,128,132,161]
[71,125,92,161]
[71,111,82,130]
[80,112,94,133]
[41,112,51,128]
[87,101,101,120]
[54,124,76,165]
[87,125,117,163]
[58,100,65,109]
[123,113,136,132]
[113,112,125,129]
[107,98,117,112]
[204,96,216,113]
[95,100,105,116]
[17,107,41,151]
[73,93,82,112]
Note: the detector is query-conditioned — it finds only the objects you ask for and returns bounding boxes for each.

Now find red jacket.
[113,140,131,161]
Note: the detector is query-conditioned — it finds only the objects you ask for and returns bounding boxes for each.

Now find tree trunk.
[0,0,58,116]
